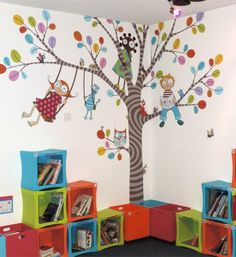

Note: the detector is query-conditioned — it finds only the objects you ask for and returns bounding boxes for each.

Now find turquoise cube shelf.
[233,226,236,257]
[68,219,97,256]
[134,199,167,208]
[202,180,232,224]
[20,149,67,191]
[0,235,6,257]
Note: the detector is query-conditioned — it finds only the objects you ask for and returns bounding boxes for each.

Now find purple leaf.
[38,23,46,33]
[194,86,203,96]
[48,36,56,48]
[178,56,185,65]
[100,58,107,69]
[196,12,204,22]
[9,70,19,81]
[86,36,93,46]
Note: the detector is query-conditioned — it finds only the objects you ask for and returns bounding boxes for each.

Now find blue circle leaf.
[108,152,115,159]
[42,10,51,21]
[215,86,223,95]
[151,36,157,45]
[198,61,205,71]
[101,47,107,53]
[21,71,27,79]
[107,89,115,97]
[25,34,34,44]
[84,16,92,22]
[30,46,38,55]
[77,42,84,48]
[150,82,157,89]
[173,56,177,63]
[194,105,199,114]
[191,66,196,74]
[3,57,10,66]
[183,44,189,52]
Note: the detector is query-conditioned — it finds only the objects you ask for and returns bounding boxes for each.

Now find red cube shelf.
[110,203,149,241]
[150,203,190,242]
[203,220,232,257]
[0,223,39,257]
[67,180,97,223]
[38,224,68,257]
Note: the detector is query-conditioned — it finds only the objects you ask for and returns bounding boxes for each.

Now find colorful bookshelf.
[202,180,232,224]
[176,209,202,253]
[233,226,236,257]
[97,208,124,251]
[22,187,67,229]
[20,149,67,191]
[68,218,97,256]
[110,203,149,241]
[0,223,39,257]
[150,203,190,242]
[67,180,97,223]
[38,224,67,257]
[203,220,232,257]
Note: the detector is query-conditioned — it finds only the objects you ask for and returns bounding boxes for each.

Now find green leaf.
[188,95,194,104]
[92,21,98,27]
[10,49,21,63]
[156,70,163,79]
[138,26,144,32]
[161,32,167,41]
[116,99,121,106]
[105,129,111,137]
[28,16,36,27]
[212,69,220,78]
[197,24,205,33]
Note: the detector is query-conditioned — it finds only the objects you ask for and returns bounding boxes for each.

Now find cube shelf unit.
[110,203,149,241]
[233,226,236,257]
[20,149,67,191]
[232,188,236,225]
[232,149,236,188]
[202,180,232,224]
[22,187,67,229]
[68,218,97,256]
[150,203,190,242]
[0,223,39,257]
[203,220,232,257]
[67,180,97,223]
[97,208,124,251]
[176,209,202,253]
[134,199,167,208]
[38,224,67,257]
[0,235,6,257]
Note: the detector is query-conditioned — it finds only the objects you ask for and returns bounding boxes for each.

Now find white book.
[49,159,62,184]
[53,195,63,221]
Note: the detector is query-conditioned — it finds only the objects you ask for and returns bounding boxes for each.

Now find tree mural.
[0,10,224,201]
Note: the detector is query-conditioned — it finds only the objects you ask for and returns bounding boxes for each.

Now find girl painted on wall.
[159,73,184,128]
[22,76,75,126]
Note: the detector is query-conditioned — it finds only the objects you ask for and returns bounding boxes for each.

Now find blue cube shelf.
[233,226,236,257]
[68,219,97,256]
[0,235,6,257]
[20,149,67,191]
[134,199,167,208]
[202,180,232,224]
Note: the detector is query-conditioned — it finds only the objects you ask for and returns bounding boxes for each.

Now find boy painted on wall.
[159,73,184,128]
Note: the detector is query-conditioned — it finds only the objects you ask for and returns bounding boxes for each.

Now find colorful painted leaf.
[107,89,115,97]
[3,57,10,66]
[178,56,185,65]
[9,70,19,81]
[49,23,56,30]
[156,70,163,79]
[212,69,220,78]
[93,43,99,54]
[151,70,155,78]
[92,21,98,27]
[188,95,194,104]
[106,19,113,24]
[118,26,124,32]
[209,58,214,67]
[84,16,93,22]
[214,87,223,95]
[30,46,38,55]
[194,105,199,114]
[13,15,24,26]
[86,36,93,46]
[150,82,157,89]
[97,147,106,156]
[108,152,115,160]
[28,16,36,27]
[207,89,212,97]
[192,27,197,35]
[0,64,6,74]
[116,99,121,106]
[187,49,195,58]
[186,17,193,26]
[197,24,205,33]
[97,129,105,139]
[115,20,120,24]
[99,37,104,45]
[38,23,46,33]
[25,34,34,44]
[215,54,223,65]
[158,22,164,31]
[19,26,27,33]
[99,58,107,69]
[151,36,157,45]
[21,71,27,79]
[173,56,177,64]
[10,50,21,63]
[173,38,180,49]
[206,78,214,87]
[117,153,122,161]
[196,12,204,22]
[190,66,196,75]
[194,86,203,96]
[74,31,82,41]
[105,129,111,137]
[42,10,51,21]
[198,61,205,71]
[100,47,107,53]
[48,36,56,48]
[198,100,206,109]
[183,44,188,52]
[155,29,159,36]
[77,43,84,49]
[161,33,167,41]
[138,26,144,32]
[105,141,110,148]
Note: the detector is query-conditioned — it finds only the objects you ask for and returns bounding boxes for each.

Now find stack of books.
[40,193,64,223]
[210,235,228,255]
[207,191,228,218]
[72,229,92,252]
[100,219,120,246]
[39,245,61,257]
[38,159,62,186]
[71,194,93,217]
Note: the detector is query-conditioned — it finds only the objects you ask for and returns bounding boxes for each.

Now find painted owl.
[114,129,127,148]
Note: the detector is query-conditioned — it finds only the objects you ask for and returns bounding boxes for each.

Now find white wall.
[150,5,236,210]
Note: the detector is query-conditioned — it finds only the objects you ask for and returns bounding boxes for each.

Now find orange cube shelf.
[38,224,68,257]
[67,180,97,222]
[203,220,232,257]
[110,203,149,241]
[232,149,236,188]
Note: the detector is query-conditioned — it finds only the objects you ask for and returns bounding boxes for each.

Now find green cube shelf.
[22,187,67,229]
[176,209,202,253]
[97,208,124,251]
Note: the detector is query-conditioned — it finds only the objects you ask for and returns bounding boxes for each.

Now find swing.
[83,70,97,110]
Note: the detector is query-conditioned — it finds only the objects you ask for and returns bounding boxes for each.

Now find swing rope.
[83,70,86,105]
[54,63,63,83]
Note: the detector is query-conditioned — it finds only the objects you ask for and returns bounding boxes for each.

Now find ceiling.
[1,0,236,24]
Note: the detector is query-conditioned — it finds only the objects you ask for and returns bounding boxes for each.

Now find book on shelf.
[40,193,63,223]
[74,229,92,251]
[207,191,228,218]
[38,164,52,185]
[100,218,120,245]
[210,235,227,254]
[40,245,54,257]
[71,194,93,217]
